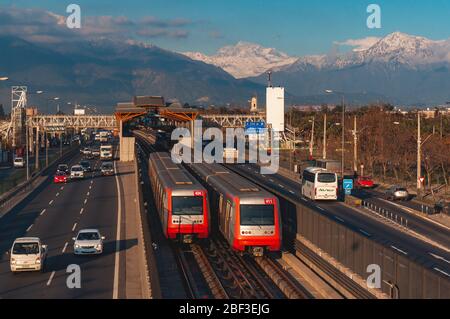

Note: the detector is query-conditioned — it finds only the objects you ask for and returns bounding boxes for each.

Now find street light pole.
[417,112,422,198]
[353,115,358,174]
[323,113,327,159]
[341,95,345,178]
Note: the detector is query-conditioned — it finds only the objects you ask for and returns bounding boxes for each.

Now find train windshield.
[240,205,275,226]
[172,196,203,215]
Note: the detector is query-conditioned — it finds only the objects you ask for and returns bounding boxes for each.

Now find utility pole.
[417,112,422,198]
[323,113,327,159]
[25,120,29,180]
[341,96,345,178]
[353,115,358,174]
[45,130,48,167]
[35,126,39,170]
[309,116,315,160]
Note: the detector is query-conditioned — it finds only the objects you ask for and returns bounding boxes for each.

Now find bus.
[301,167,338,201]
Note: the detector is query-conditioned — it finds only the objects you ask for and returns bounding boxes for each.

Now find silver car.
[385,186,409,201]
[73,229,105,255]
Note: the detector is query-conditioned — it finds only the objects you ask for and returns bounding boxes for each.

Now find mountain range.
[1,32,450,112]
[0,36,265,112]
[183,42,297,79]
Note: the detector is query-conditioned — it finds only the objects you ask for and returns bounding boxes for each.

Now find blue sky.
[2,0,450,55]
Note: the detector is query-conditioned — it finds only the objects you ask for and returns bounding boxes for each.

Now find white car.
[73,229,105,255]
[9,237,47,273]
[13,157,25,168]
[70,165,85,179]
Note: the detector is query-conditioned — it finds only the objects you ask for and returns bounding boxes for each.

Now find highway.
[353,188,450,248]
[229,163,450,277]
[0,151,123,299]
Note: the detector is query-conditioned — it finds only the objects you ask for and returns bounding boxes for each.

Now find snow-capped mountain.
[283,32,450,72]
[250,32,450,105]
[183,41,298,78]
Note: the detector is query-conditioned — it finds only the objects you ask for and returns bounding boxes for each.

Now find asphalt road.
[229,163,450,277]
[353,188,450,248]
[0,152,121,299]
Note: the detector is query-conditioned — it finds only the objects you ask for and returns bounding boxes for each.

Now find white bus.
[301,167,338,201]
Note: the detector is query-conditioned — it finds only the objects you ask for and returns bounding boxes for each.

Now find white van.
[14,157,25,168]
[9,237,47,273]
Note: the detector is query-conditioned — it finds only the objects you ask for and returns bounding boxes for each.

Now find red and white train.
[189,163,282,256]
[149,152,210,243]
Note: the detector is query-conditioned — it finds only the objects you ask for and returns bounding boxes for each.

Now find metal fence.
[280,199,450,299]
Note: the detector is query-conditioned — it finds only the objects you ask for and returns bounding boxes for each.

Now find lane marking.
[62,242,68,253]
[87,192,90,196]
[72,223,77,231]
[40,209,46,216]
[429,253,450,264]
[80,208,84,215]
[26,224,33,232]
[278,184,285,188]
[269,179,274,182]
[49,200,54,205]
[60,186,64,190]
[391,245,408,255]
[434,267,450,277]
[56,193,60,197]
[89,185,92,190]
[317,206,326,212]
[46,271,56,286]
[359,229,372,237]
[84,199,88,205]
[334,216,345,223]
[113,159,122,299]
[289,190,295,194]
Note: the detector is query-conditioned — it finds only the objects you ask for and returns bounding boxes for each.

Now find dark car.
[100,162,114,176]
[79,161,92,172]
[57,164,70,175]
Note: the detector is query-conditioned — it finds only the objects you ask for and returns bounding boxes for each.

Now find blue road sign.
[245,121,266,134]
[343,179,354,190]
[345,189,352,195]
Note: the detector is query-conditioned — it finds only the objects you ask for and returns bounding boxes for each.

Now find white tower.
[266,87,285,133]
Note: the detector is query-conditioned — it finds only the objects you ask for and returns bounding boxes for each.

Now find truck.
[99,131,108,143]
[100,145,113,160]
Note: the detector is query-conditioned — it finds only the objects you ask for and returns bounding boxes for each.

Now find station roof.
[115,96,199,123]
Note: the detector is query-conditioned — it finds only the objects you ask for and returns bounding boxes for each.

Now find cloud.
[140,16,193,28]
[0,6,193,43]
[334,37,381,52]
[136,28,189,39]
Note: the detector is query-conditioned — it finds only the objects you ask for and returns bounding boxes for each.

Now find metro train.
[149,152,210,243]
[189,163,282,257]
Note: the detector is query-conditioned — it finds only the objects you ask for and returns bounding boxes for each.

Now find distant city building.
[74,108,86,116]
[250,96,258,113]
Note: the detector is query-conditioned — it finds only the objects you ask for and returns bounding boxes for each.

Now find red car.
[54,172,68,184]
[356,176,374,188]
